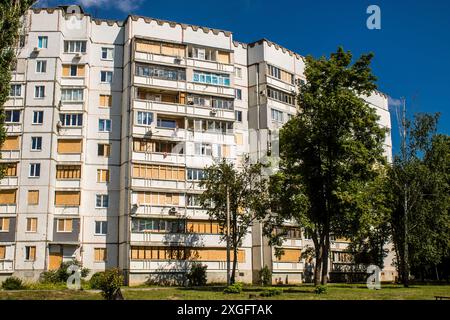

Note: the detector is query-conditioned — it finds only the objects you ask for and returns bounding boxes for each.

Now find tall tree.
[0,0,35,174]
[267,47,388,285]
[199,158,270,284]
[387,113,449,286]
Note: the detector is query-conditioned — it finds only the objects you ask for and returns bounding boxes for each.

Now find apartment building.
[0,5,395,285]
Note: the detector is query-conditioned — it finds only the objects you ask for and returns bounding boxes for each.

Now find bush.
[258,265,272,286]
[260,287,283,297]
[88,272,104,290]
[186,263,207,287]
[223,282,244,294]
[95,268,124,300]
[1,276,24,290]
[314,285,328,294]
[40,260,90,284]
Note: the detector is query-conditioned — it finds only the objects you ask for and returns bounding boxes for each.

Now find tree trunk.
[321,233,330,285]
[231,246,238,284]
[312,234,322,286]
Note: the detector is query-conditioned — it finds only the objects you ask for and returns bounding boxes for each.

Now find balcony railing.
[0,204,17,214]
[0,260,14,272]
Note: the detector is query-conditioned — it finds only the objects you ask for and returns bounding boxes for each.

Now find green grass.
[1,284,449,300]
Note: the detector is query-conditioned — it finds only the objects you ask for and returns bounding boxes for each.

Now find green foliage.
[186,263,207,287]
[258,265,272,286]
[199,158,271,284]
[95,268,124,300]
[39,259,89,284]
[266,47,388,286]
[88,272,104,290]
[223,282,243,294]
[260,287,282,297]
[1,276,24,290]
[314,285,328,294]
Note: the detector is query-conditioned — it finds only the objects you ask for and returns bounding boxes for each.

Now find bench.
[434,296,450,300]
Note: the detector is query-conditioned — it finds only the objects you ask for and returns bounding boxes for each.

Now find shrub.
[258,266,272,286]
[186,263,207,287]
[223,282,244,294]
[1,276,24,290]
[88,272,104,290]
[40,260,90,284]
[260,287,283,297]
[95,268,124,300]
[314,285,328,294]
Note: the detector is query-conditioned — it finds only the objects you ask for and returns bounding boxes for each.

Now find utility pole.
[226,185,231,286]
[401,97,409,287]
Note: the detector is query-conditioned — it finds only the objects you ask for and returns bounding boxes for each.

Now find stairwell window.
[101,47,114,60]
[95,221,108,235]
[38,36,48,49]
[9,84,21,97]
[36,60,47,73]
[96,195,109,208]
[100,71,113,83]
[33,111,44,124]
[25,246,36,261]
[35,85,45,98]
[57,219,73,232]
[97,169,110,183]
[31,137,42,151]
[99,119,111,132]
[29,163,41,178]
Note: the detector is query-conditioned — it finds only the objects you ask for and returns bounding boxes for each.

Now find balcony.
[130,232,225,247]
[54,206,80,215]
[0,150,20,160]
[0,260,14,273]
[60,77,85,87]
[129,260,244,272]
[266,76,296,93]
[133,126,186,140]
[5,124,22,134]
[272,262,304,271]
[0,177,18,187]
[186,82,234,97]
[134,75,186,91]
[4,97,24,107]
[132,151,185,166]
[0,204,16,214]
[281,239,302,247]
[186,58,234,73]
[55,179,81,189]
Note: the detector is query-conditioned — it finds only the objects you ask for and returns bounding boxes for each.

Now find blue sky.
[36,0,450,154]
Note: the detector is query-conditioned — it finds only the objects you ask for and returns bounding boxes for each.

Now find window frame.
[31,136,43,151]
[29,163,41,178]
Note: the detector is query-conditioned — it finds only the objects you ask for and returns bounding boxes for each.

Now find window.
[186,194,201,207]
[235,89,242,100]
[38,36,48,49]
[193,71,230,86]
[267,87,295,105]
[268,64,294,84]
[31,137,42,151]
[94,248,107,262]
[5,110,20,123]
[131,218,185,233]
[29,163,41,177]
[64,40,86,53]
[186,168,205,181]
[194,143,212,156]
[99,94,112,107]
[57,219,73,232]
[235,67,242,78]
[235,110,242,122]
[136,64,186,81]
[136,111,153,125]
[96,194,109,208]
[191,47,206,60]
[57,139,82,154]
[97,169,110,183]
[56,165,81,180]
[26,218,37,232]
[211,98,233,110]
[9,84,21,97]
[25,246,36,261]
[32,111,44,124]
[271,109,284,122]
[60,113,83,127]
[0,218,9,232]
[156,117,178,129]
[100,71,113,83]
[61,89,83,101]
[34,85,45,98]
[54,191,80,206]
[95,221,108,235]
[0,246,5,260]
[101,47,114,60]
[98,119,111,132]
[36,60,47,73]
[97,144,111,157]
[27,190,39,205]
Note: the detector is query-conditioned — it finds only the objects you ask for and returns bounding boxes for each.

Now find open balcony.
[0,260,14,273]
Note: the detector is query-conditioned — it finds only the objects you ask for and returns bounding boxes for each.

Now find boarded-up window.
[97,144,111,157]
[1,136,19,150]
[4,163,17,176]
[62,64,85,77]
[130,247,245,262]
[234,133,243,145]
[0,190,16,204]
[28,190,39,205]
[187,220,221,234]
[136,41,185,58]
[55,191,80,206]
[94,248,107,262]
[137,192,179,205]
[217,51,230,64]
[161,43,185,57]
[25,246,36,261]
[0,218,10,232]
[57,139,82,154]
[277,249,301,262]
[0,246,5,259]
[97,169,110,182]
[57,219,73,232]
[56,165,81,180]
[191,248,245,263]
[99,94,112,107]
[26,218,37,232]
[222,145,230,158]
[132,164,185,181]
[136,41,161,54]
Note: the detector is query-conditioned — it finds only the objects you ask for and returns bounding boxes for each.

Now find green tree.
[0,0,35,173]
[267,47,388,285]
[199,157,270,284]
[387,113,449,286]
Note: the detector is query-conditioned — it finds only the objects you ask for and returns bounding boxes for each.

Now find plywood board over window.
[94,248,107,262]
[57,139,82,154]
[0,190,16,204]
[1,136,19,150]
[277,249,301,262]
[217,51,231,64]
[0,217,10,231]
[0,245,6,259]
[99,94,112,107]
[4,163,17,176]
[28,190,39,205]
[54,191,80,206]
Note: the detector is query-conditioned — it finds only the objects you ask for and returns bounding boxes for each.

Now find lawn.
[1,284,449,300]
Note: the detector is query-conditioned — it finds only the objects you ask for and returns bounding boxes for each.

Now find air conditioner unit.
[174,56,182,64]
[33,47,40,52]
[168,207,177,215]
[210,108,217,115]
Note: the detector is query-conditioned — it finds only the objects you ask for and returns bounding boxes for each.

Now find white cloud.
[77,0,144,13]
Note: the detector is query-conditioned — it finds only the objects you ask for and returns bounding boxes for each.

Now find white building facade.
[0,6,395,285]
